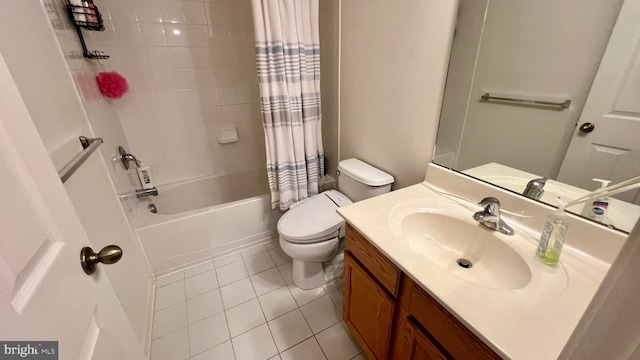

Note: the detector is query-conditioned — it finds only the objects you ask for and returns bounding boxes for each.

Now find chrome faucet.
[136,187,158,198]
[523,177,547,200]
[473,197,514,235]
[118,146,141,170]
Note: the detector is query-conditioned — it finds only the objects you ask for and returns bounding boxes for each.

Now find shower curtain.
[251,0,324,210]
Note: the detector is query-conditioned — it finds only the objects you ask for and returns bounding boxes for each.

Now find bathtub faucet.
[136,187,158,198]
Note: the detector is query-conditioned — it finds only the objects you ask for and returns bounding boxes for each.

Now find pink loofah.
[96,71,129,99]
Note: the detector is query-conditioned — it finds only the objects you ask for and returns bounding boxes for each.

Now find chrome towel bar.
[481,93,571,109]
[59,136,103,183]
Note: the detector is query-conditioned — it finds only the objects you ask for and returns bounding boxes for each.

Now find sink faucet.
[473,197,514,235]
[523,177,547,200]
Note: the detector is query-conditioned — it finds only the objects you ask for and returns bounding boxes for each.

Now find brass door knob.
[579,122,595,133]
[80,245,123,275]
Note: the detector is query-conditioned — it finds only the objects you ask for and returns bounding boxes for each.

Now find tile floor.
[151,241,367,360]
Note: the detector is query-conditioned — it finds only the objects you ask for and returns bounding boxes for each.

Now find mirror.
[434,0,640,232]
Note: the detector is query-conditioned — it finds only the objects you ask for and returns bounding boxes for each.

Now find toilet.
[278,158,394,289]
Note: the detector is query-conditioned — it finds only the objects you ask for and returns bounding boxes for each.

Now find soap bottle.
[581,179,611,222]
[536,198,569,266]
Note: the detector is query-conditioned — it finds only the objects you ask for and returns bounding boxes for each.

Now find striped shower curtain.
[251,0,324,210]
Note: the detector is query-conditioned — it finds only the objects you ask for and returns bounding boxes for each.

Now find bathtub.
[135,169,282,275]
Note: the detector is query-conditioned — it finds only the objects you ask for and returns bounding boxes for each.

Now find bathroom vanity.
[343,223,499,359]
[337,164,627,360]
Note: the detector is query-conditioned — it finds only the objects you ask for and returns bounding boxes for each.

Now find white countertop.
[337,182,612,360]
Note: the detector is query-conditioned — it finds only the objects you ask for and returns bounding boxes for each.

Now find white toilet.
[278,158,394,289]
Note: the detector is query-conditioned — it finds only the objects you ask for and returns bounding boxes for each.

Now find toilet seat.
[277,190,353,244]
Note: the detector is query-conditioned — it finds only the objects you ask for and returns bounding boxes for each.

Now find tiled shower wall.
[46,0,339,190]
[87,0,264,185]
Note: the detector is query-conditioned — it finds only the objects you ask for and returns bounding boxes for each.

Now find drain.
[457,258,472,269]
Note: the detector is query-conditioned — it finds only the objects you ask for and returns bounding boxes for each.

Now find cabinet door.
[344,252,395,359]
[407,317,450,360]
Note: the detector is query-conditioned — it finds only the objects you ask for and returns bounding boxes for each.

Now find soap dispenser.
[581,179,611,222]
[536,198,569,266]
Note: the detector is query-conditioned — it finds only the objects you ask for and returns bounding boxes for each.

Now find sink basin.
[389,199,532,290]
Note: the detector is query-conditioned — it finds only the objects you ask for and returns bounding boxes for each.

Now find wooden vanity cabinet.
[343,224,501,360]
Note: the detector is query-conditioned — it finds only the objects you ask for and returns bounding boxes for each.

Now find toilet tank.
[337,158,394,202]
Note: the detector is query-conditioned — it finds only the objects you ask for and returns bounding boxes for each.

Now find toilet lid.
[278,191,352,243]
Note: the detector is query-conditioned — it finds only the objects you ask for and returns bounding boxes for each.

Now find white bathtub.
[135,169,282,275]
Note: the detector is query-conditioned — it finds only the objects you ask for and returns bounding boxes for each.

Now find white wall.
[319,0,340,179]
[0,0,153,351]
[455,0,623,177]
[340,0,458,189]
[559,221,640,359]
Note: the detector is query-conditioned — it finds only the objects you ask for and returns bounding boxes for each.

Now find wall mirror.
[434,0,640,233]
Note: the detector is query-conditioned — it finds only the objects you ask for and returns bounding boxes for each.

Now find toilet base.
[292,259,325,290]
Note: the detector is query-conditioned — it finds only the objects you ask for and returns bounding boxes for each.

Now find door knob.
[80,245,123,275]
[579,122,595,133]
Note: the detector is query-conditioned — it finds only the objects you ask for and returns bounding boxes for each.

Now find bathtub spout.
[136,187,158,198]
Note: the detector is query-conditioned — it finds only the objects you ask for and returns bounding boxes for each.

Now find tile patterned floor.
[151,241,368,360]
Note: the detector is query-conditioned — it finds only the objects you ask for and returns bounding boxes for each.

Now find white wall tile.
[188,24,210,46]
[141,22,167,46]
[165,23,190,46]
[183,1,207,24]
[169,46,194,68]
[135,0,163,23]
[159,0,185,24]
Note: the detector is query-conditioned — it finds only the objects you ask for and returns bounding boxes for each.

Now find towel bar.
[59,136,103,183]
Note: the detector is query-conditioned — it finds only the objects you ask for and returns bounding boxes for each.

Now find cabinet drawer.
[407,282,501,360]
[345,224,401,297]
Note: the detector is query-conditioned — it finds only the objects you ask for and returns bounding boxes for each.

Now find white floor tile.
[185,261,214,278]
[240,244,268,258]
[220,278,256,309]
[150,328,190,360]
[268,247,292,266]
[280,337,327,360]
[264,240,279,250]
[300,295,341,334]
[268,309,313,352]
[327,289,344,314]
[323,278,344,294]
[244,251,276,275]
[268,356,281,360]
[277,262,293,284]
[188,312,230,355]
[187,289,224,324]
[288,284,325,307]
[258,286,298,321]
[232,324,278,360]
[225,298,266,337]
[251,268,286,296]
[191,340,235,360]
[217,261,249,287]
[316,322,362,360]
[152,302,188,339]
[155,281,186,310]
[186,270,218,299]
[156,271,184,288]
[214,253,243,268]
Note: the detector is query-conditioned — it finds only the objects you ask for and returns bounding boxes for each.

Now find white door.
[558,0,640,204]
[0,56,143,359]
